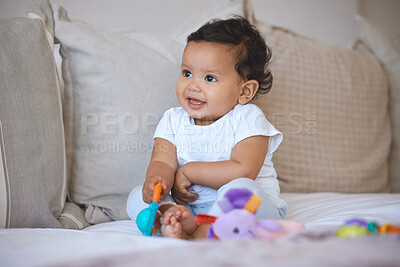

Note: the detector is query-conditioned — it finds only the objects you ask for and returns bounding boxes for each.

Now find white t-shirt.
[153,104,287,210]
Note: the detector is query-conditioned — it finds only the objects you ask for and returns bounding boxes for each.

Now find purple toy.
[195,188,304,240]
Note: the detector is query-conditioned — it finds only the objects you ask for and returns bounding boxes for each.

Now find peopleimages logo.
[80,140,153,153]
[79,112,161,153]
[81,112,161,135]
[78,111,317,153]
[267,111,317,135]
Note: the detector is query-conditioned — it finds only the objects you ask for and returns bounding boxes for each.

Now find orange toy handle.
[152,184,162,203]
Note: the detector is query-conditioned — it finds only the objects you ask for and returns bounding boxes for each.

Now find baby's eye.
[205,75,217,82]
[183,70,192,77]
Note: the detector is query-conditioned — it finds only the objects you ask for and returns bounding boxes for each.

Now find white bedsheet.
[283,192,400,226]
[0,223,186,266]
[1,193,399,266]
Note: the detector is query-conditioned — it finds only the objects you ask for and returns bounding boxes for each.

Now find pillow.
[54,5,181,224]
[251,21,391,193]
[0,0,66,227]
[170,0,246,45]
[355,15,400,193]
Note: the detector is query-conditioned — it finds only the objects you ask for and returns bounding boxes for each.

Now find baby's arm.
[143,138,178,203]
[173,136,268,201]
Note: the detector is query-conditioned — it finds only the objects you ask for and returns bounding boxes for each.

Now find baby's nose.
[188,81,201,92]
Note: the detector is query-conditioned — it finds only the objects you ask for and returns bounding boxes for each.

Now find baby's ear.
[238,80,259,105]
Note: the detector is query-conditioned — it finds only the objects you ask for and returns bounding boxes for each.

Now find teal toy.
[136,184,162,236]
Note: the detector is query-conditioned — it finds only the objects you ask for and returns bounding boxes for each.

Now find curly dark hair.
[187,16,272,94]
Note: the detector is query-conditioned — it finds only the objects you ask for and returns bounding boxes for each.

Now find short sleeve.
[233,104,283,155]
[153,108,176,145]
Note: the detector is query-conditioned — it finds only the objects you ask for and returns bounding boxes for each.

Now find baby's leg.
[161,205,198,239]
[126,185,176,222]
[126,185,148,221]
[208,178,284,220]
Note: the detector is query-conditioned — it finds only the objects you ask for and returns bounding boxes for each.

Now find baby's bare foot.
[160,205,198,239]
[161,214,184,238]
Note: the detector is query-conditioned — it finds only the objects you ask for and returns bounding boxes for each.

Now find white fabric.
[154,104,285,209]
[169,0,245,45]
[283,193,400,226]
[1,192,399,267]
[0,123,7,228]
[0,221,186,267]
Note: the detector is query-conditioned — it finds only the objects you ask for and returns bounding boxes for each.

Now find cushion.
[0,0,66,228]
[355,15,400,193]
[170,0,246,45]
[251,21,391,193]
[54,5,181,224]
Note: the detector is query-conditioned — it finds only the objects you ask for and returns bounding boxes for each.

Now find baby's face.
[176,41,245,126]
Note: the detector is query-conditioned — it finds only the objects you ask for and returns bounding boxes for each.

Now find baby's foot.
[161,205,197,239]
[161,214,184,239]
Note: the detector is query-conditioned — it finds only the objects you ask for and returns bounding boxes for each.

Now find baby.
[126,16,287,239]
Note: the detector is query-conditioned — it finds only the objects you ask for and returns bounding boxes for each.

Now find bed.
[1,193,400,266]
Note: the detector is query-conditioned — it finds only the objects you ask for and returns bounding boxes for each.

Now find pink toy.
[195,188,304,240]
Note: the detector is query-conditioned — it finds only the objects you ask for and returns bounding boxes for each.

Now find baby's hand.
[142,176,169,204]
[172,168,198,205]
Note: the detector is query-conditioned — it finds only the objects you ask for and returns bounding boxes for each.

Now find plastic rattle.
[136,184,162,236]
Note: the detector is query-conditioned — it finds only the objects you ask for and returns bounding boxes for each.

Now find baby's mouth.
[187,97,206,109]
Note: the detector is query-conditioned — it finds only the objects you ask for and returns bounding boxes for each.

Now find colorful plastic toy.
[136,184,162,236]
[195,188,304,240]
[336,218,400,238]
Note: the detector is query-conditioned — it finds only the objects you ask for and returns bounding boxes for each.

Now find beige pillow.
[0,0,66,228]
[54,0,248,225]
[54,5,181,224]
[170,0,246,45]
[355,15,400,193]
[251,21,391,193]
